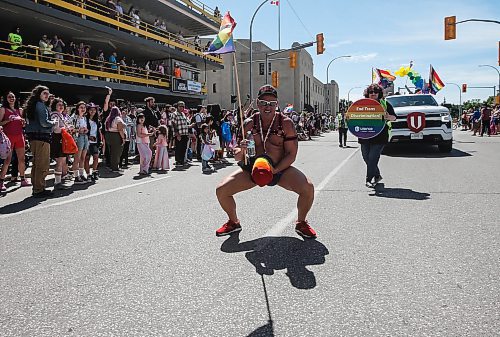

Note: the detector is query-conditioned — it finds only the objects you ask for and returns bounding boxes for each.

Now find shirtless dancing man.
[215,85,317,238]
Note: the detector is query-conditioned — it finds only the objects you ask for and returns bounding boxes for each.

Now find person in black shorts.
[215,85,317,239]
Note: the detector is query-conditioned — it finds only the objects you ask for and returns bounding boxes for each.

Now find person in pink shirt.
[153,125,170,171]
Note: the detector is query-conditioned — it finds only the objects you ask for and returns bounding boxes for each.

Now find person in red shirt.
[0,91,31,187]
[173,64,181,78]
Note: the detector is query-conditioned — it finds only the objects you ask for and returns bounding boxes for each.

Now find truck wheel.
[438,140,453,153]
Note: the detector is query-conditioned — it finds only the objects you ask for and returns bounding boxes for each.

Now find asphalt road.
[1,130,499,337]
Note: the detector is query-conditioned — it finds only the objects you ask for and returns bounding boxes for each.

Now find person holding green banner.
[358,84,397,188]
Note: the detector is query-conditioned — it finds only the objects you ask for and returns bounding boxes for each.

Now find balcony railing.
[0,41,185,91]
[31,0,222,64]
[176,0,222,24]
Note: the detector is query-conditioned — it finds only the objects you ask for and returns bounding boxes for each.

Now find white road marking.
[0,176,171,219]
[262,148,360,238]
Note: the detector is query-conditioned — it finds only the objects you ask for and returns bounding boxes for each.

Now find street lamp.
[249,0,269,101]
[325,55,351,114]
[478,65,500,98]
[326,55,351,85]
[446,83,462,117]
[347,86,362,105]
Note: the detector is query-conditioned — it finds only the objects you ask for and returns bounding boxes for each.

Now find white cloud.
[327,40,352,48]
[347,53,378,63]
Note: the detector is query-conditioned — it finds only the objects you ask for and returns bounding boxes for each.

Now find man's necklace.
[258,112,277,153]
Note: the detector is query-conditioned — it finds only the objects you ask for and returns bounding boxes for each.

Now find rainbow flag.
[373,68,395,89]
[377,68,396,81]
[205,12,236,55]
[429,65,445,94]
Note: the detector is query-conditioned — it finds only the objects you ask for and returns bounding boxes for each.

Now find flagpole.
[429,64,432,94]
[278,2,281,49]
[232,52,248,164]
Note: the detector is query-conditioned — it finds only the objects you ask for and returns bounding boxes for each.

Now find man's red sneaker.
[216,220,242,237]
[295,220,317,239]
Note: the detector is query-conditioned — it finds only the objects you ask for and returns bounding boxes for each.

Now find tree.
[339,99,351,113]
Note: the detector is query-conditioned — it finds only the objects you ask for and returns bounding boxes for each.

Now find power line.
[284,0,314,40]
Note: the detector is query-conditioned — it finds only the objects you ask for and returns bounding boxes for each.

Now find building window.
[259,63,264,75]
[213,83,217,93]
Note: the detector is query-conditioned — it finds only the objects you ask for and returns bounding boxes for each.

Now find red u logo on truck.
[407,112,426,133]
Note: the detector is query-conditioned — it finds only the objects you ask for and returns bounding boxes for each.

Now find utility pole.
[249,0,269,101]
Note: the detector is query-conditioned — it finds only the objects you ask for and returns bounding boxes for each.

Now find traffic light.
[444,16,456,40]
[462,83,467,93]
[271,71,279,88]
[316,33,325,55]
[289,51,297,68]
[230,95,237,104]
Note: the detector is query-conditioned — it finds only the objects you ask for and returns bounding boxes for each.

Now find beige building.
[325,80,340,114]
[203,39,339,114]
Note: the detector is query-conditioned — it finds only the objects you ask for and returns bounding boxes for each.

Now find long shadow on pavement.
[383,144,472,158]
[370,183,430,200]
[221,233,329,290]
[222,234,329,336]
[246,275,275,337]
[0,182,97,214]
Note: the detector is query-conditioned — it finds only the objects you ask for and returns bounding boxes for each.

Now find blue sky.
[201,0,500,104]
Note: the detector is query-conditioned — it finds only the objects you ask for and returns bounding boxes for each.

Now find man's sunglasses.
[368,91,380,94]
[257,99,278,107]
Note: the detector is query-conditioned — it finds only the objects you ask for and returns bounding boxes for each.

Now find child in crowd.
[85,103,100,181]
[199,123,214,173]
[153,125,170,171]
[135,113,153,175]
[71,101,90,184]
[50,98,71,190]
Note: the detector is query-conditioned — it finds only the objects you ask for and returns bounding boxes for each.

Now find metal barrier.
[31,0,221,64]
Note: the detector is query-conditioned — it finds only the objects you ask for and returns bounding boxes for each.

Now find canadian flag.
[271,1,280,5]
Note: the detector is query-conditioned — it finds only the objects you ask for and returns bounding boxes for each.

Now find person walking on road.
[357,84,397,188]
[337,111,348,147]
[215,85,317,239]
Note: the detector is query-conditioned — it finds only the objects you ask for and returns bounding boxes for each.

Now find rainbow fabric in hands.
[252,156,274,187]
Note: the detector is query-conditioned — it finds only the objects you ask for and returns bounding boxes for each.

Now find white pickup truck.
[385,94,453,153]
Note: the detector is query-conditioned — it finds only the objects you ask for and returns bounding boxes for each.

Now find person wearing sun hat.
[215,84,317,239]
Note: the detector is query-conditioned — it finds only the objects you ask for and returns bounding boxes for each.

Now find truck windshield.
[386,95,438,108]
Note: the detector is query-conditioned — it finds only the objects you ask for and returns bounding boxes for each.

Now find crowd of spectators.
[7,27,186,82]
[59,0,204,49]
[0,84,238,195]
[0,84,334,196]
[458,104,500,136]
